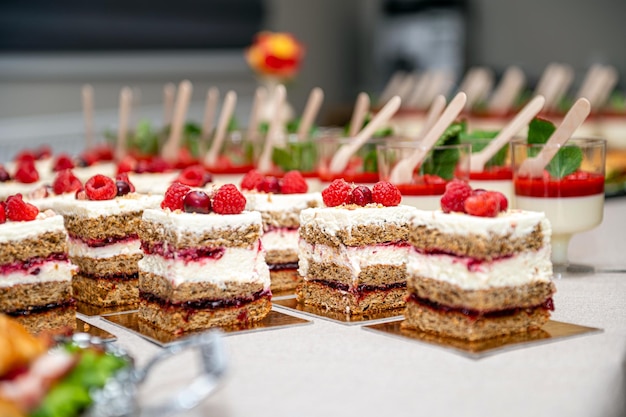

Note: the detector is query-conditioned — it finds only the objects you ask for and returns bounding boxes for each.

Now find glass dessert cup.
[462,137,515,205]
[511,137,606,274]
[205,130,258,186]
[377,142,471,210]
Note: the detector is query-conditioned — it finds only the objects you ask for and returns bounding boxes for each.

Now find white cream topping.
[72,163,117,183]
[68,238,141,259]
[298,240,410,281]
[53,194,162,218]
[406,246,553,290]
[244,192,323,212]
[142,209,263,235]
[138,243,270,288]
[0,214,66,243]
[262,229,299,252]
[0,181,44,200]
[411,209,551,241]
[0,261,76,287]
[299,205,417,236]
[128,172,180,195]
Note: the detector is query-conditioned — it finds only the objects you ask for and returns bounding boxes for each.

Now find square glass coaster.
[75,318,117,341]
[273,297,403,326]
[102,309,312,347]
[76,301,138,317]
[363,319,602,359]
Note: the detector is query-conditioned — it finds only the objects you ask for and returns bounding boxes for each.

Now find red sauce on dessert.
[319,172,379,184]
[0,253,68,275]
[395,175,448,196]
[469,166,513,180]
[514,171,604,197]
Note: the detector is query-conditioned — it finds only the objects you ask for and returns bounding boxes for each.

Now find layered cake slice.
[138,183,272,333]
[242,170,322,292]
[53,175,161,307]
[404,181,555,340]
[0,195,77,333]
[297,180,415,314]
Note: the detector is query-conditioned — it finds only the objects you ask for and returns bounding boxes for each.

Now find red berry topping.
[161,183,192,211]
[175,165,212,187]
[241,170,264,191]
[183,191,212,214]
[5,194,39,221]
[350,185,373,206]
[372,181,401,207]
[0,204,5,224]
[212,184,246,215]
[75,188,88,200]
[35,145,52,160]
[116,181,132,196]
[322,179,352,207]
[53,170,82,195]
[85,175,117,201]
[464,192,500,217]
[117,156,136,174]
[115,172,135,192]
[257,176,281,194]
[440,179,472,213]
[490,191,508,212]
[94,144,114,161]
[14,159,39,184]
[14,150,36,163]
[146,157,171,173]
[52,154,75,172]
[281,171,308,194]
[78,150,98,167]
[0,166,11,182]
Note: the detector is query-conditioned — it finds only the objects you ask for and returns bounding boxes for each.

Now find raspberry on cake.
[53,176,161,307]
[137,183,272,333]
[297,180,415,314]
[242,170,322,293]
[402,184,555,341]
[0,198,77,333]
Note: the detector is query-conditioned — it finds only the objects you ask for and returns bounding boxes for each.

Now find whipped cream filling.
[298,240,410,281]
[407,246,553,290]
[142,209,263,236]
[68,238,142,259]
[244,192,322,212]
[53,194,162,218]
[139,243,270,288]
[0,214,66,244]
[300,205,416,236]
[262,229,299,252]
[0,261,76,287]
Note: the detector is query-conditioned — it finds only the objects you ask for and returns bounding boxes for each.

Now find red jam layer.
[81,272,138,281]
[319,172,379,184]
[515,171,605,197]
[395,175,448,196]
[408,293,554,321]
[268,262,299,271]
[142,242,225,261]
[69,234,139,248]
[0,253,68,275]
[309,279,406,294]
[5,298,75,317]
[414,248,513,272]
[140,289,271,310]
[469,166,513,180]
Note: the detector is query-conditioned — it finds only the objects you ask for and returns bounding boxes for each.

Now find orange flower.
[245,32,305,78]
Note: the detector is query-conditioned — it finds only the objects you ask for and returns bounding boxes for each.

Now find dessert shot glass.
[462,137,515,205]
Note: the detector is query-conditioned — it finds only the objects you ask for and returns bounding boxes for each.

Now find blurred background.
[0,0,625,154]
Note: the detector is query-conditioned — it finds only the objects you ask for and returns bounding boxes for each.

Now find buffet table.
[78,197,626,417]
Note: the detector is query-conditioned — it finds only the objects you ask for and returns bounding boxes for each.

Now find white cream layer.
[0,213,66,244]
[54,194,162,218]
[68,238,142,259]
[142,209,263,236]
[407,246,553,290]
[298,240,410,281]
[299,205,417,236]
[0,261,76,287]
[139,244,270,288]
[411,209,551,242]
[128,172,180,195]
[244,192,323,212]
[262,229,299,252]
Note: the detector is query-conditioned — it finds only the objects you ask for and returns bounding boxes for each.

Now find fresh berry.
[146,157,170,173]
[322,179,352,207]
[5,194,39,221]
[94,145,114,161]
[440,179,472,213]
[75,188,87,200]
[85,175,117,201]
[257,176,281,193]
[52,154,75,171]
[350,185,373,206]
[175,165,212,187]
[117,156,136,174]
[78,150,98,167]
[281,171,308,194]
[0,166,11,182]
[161,183,192,211]
[183,191,212,214]
[134,160,149,174]
[472,188,487,195]
[490,191,508,212]
[212,184,246,214]
[14,150,36,163]
[0,204,5,224]
[116,181,132,196]
[372,181,401,207]
[53,170,82,195]
[35,145,52,159]
[240,170,265,191]
[464,192,500,217]
[14,159,39,183]
[115,173,135,192]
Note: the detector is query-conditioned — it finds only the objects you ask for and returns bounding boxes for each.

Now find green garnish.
[460,129,508,167]
[421,121,465,179]
[272,140,318,172]
[527,118,583,178]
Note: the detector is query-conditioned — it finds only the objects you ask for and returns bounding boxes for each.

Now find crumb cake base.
[138,296,272,333]
[270,269,302,293]
[0,281,72,312]
[9,304,76,334]
[402,299,551,341]
[71,254,142,276]
[72,274,138,306]
[296,281,406,314]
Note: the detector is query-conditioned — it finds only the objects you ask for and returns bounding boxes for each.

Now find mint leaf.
[527,118,556,144]
[526,117,583,178]
[271,141,318,172]
[422,121,465,179]
[460,130,507,167]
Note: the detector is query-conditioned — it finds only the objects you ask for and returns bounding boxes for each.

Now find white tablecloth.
[81,198,626,417]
